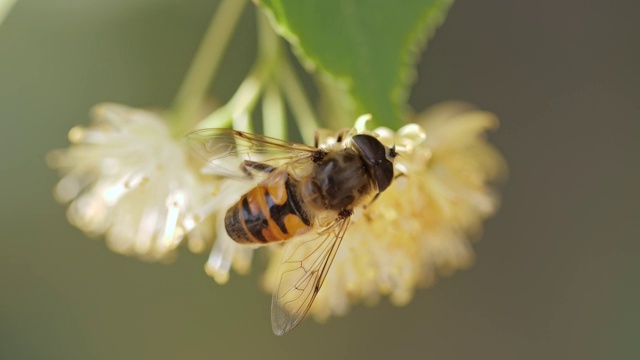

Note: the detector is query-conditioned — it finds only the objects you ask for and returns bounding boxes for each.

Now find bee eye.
[351,134,396,192]
[373,161,394,192]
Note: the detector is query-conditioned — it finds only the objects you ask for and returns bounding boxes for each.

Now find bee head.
[351,134,396,193]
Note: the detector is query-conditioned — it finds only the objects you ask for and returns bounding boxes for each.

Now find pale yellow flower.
[47,103,217,261]
[261,102,506,321]
[48,101,505,324]
[203,178,256,284]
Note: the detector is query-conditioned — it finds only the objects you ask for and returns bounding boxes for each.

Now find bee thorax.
[300,149,373,212]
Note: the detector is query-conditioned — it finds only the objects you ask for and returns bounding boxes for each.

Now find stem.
[232,112,252,133]
[0,0,17,26]
[278,58,319,145]
[172,0,248,128]
[194,57,275,130]
[257,8,279,65]
[262,82,286,139]
[257,9,286,139]
[195,7,282,132]
[192,5,318,145]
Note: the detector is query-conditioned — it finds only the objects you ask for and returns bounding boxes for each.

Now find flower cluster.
[47,103,260,281]
[262,102,506,320]
[47,104,211,260]
[48,101,505,321]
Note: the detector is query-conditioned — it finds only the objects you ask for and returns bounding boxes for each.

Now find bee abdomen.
[224,202,256,244]
[225,173,312,245]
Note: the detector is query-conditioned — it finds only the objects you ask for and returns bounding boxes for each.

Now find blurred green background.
[1,0,639,359]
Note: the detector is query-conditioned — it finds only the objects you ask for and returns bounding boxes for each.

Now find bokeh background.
[1,0,638,359]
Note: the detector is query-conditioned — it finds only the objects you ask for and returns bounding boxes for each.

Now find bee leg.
[336,129,349,143]
[395,172,406,180]
[363,192,381,210]
[338,208,353,219]
[240,160,275,179]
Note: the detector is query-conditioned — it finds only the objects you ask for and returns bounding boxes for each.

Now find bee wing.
[186,129,319,178]
[271,216,351,335]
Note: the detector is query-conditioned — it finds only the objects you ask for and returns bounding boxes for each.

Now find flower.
[48,100,506,323]
[261,102,506,321]
[203,178,256,284]
[47,103,218,261]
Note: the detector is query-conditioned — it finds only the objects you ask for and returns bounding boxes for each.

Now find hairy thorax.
[300,148,373,213]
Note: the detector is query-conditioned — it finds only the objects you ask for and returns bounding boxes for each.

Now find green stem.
[257,9,286,139]
[0,0,18,26]
[192,6,318,145]
[232,112,252,133]
[262,82,286,139]
[195,7,283,132]
[256,8,279,66]
[172,0,248,129]
[194,57,275,130]
[278,58,319,145]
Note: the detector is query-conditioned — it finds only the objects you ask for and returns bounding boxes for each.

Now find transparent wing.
[186,129,318,178]
[271,217,351,335]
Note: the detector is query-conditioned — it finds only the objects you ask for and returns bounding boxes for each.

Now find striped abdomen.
[224,171,312,244]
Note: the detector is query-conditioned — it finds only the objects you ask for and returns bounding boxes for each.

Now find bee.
[187,127,397,335]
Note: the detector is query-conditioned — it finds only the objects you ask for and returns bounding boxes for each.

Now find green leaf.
[259,0,453,129]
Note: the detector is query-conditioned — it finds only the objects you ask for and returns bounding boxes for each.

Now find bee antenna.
[389,144,397,158]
